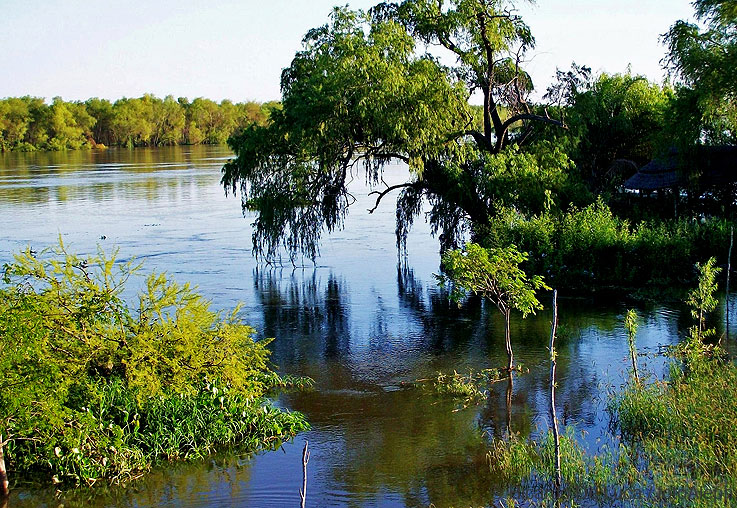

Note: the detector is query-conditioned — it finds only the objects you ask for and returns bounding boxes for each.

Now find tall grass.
[611,357,737,506]
[483,353,737,506]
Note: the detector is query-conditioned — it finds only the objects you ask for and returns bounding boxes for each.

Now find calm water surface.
[1,146,730,507]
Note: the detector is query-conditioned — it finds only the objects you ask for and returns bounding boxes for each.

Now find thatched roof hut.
[623,146,737,191]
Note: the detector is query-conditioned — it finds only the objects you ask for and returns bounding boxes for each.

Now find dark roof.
[623,146,737,190]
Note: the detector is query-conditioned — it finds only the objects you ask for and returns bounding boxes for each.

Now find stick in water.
[727,226,733,343]
[0,435,8,498]
[299,440,310,508]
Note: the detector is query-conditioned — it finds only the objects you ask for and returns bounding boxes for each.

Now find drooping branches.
[222,1,569,260]
[662,0,737,145]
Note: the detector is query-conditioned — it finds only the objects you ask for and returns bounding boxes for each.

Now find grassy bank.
[487,354,737,507]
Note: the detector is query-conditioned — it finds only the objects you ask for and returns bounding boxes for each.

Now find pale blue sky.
[0,0,695,103]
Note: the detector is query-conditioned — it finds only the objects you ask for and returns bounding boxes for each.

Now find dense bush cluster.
[481,199,733,291]
[0,241,308,486]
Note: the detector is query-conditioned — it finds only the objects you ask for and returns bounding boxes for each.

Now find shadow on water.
[1,146,725,507]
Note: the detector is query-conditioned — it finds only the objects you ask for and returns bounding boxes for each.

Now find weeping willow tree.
[222,0,573,260]
[662,0,737,147]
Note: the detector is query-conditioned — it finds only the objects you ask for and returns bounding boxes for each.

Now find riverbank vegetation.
[481,259,737,507]
[0,95,275,152]
[0,241,308,490]
[482,200,734,292]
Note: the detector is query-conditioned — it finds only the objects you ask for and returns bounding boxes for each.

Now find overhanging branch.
[368,183,418,213]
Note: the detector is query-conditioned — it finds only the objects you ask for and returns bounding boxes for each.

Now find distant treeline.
[0,94,278,152]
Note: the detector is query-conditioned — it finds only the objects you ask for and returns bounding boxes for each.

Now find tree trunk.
[505,308,513,370]
[0,435,9,498]
[505,372,514,438]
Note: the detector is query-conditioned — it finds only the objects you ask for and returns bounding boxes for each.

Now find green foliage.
[483,200,735,291]
[611,356,737,506]
[0,240,309,486]
[488,422,736,507]
[489,428,635,502]
[438,243,549,317]
[490,348,737,506]
[438,243,548,369]
[568,72,671,191]
[686,257,721,341]
[430,370,485,401]
[624,309,639,382]
[0,95,272,152]
[422,368,511,407]
[476,142,583,216]
[223,1,573,260]
[663,0,737,146]
[5,378,308,486]
[224,6,473,258]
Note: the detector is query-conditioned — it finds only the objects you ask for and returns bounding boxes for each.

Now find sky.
[0,0,696,104]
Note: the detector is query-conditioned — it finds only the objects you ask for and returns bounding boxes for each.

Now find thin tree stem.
[549,290,562,496]
[726,226,733,342]
[0,434,8,498]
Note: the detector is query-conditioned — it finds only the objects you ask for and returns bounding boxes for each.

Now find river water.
[0,145,729,507]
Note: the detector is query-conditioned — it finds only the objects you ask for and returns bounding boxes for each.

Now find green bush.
[482,200,733,291]
[0,240,309,487]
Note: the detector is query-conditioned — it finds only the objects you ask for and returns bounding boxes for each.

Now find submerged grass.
[421,368,518,407]
[486,356,737,507]
[611,355,737,506]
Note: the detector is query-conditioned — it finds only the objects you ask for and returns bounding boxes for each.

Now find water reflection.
[0,146,724,507]
[244,264,681,506]
[253,268,352,367]
[0,146,224,207]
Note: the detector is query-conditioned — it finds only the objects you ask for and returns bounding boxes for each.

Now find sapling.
[625,309,640,383]
[686,257,720,343]
[437,243,549,370]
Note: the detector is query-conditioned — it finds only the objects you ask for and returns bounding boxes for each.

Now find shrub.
[0,240,309,487]
[483,200,733,291]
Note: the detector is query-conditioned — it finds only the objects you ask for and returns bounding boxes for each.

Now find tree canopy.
[663,0,737,146]
[544,67,672,192]
[222,0,570,260]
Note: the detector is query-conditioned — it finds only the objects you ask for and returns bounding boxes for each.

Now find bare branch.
[368,183,418,213]
[494,113,565,152]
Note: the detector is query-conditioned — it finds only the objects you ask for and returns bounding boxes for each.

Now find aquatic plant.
[422,368,511,404]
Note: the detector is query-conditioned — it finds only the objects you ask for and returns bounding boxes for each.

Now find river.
[0,145,728,507]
